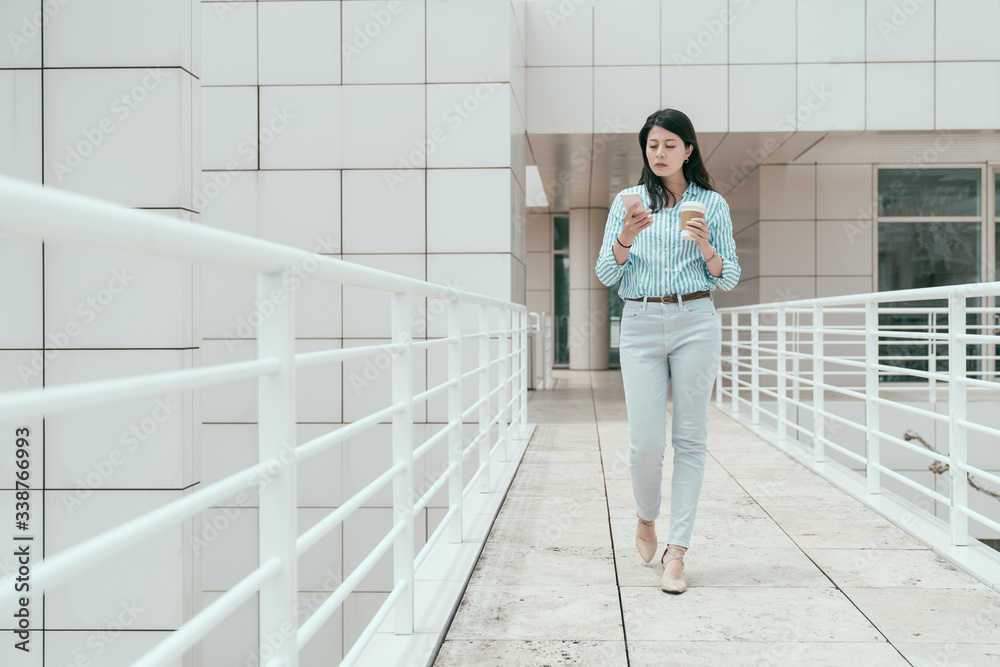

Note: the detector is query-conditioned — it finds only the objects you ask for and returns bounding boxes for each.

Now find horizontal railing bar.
[133,558,282,667]
[340,578,409,667]
[958,420,1000,439]
[815,434,868,465]
[872,429,951,465]
[0,455,279,602]
[295,345,395,369]
[716,282,1000,309]
[957,463,1000,490]
[462,397,488,420]
[462,430,487,460]
[414,503,460,573]
[871,462,951,505]
[296,461,406,558]
[413,379,458,407]
[463,459,489,498]
[0,358,279,421]
[413,420,460,462]
[296,403,405,461]
[954,504,1000,536]
[299,519,406,650]
[412,338,453,351]
[957,376,1000,390]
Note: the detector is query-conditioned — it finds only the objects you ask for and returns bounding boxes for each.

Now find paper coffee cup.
[678,202,706,241]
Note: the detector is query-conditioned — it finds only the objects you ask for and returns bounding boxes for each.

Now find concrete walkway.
[434,370,1000,666]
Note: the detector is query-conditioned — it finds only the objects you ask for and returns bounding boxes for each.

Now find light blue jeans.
[618,295,721,549]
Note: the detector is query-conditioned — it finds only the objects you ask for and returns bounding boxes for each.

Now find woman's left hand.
[684,217,713,257]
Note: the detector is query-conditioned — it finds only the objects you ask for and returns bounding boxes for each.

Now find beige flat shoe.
[635,515,657,563]
[660,545,687,594]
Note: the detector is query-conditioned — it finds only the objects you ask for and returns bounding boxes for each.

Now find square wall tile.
[44,242,193,348]
[594,0,659,66]
[201,2,256,86]
[866,0,934,62]
[342,0,425,84]
[866,63,934,131]
[816,165,872,221]
[796,64,865,132]
[0,352,43,487]
[728,65,796,132]
[200,593,257,667]
[797,0,865,63]
[0,1,43,67]
[759,221,815,277]
[0,236,41,348]
[936,62,1000,131]
[526,212,550,252]
[296,275,344,339]
[259,1,341,85]
[44,0,191,68]
[526,67,593,134]
[426,83,511,168]
[661,64,727,133]
[201,423,257,501]
[341,254,426,339]
[526,1,593,67]
[45,490,185,628]
[341,85,425,169]
[259,171,341,251]
[296,339,343,424]
[45,349,191,489]
[427,0,511,83]
[342,170,425,254]
[593,66,659,134]
[341,341,428,423]
[259,86,342,169]
[199,169,258,236]
[728,0,796,64]
[44,68,193,208]
[298,508,343,591]
[0,70,42,183]
[297,424,343,507]
[200,339,258,423]
[734,222,759,280]
[759,165,815,220]
[428,253,513,303]
[46,632,178,667]
[343,507,426,592]
[662,0,732,67]
[936,0,1000,61]
[200,262,257,340]
[427,169,512,253]
[758,276,817,304]
[202,86,258,170]
[201,506,258,591]
[816,221,874,277]
[816,276,873,298]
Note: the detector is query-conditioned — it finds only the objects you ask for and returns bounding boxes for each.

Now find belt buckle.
[660,295,672,304]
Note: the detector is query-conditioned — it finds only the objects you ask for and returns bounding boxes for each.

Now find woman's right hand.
[620,202,654,246]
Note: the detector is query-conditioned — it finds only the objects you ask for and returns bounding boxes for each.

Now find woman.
[595,108,740,593]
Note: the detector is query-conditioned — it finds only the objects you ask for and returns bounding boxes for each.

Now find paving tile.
[506,462,607,497]
[777,516,925,549]
[435,640,628,666]
[469,544,616,588]
[486,495,612,549]
[894,642,1000,666]
[627,640,907,666]
[447,585,624,641]
[844,587,1000,644]
[808,548,988,589]
[620,586,883,642]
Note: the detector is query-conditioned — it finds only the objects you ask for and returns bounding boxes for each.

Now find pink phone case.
[620,193,644,215]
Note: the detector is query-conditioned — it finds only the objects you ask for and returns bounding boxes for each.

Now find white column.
[568,208,610,370]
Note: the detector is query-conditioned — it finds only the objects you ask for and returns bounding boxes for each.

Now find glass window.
[878,221,981,382]
[553,254,569,365]
[878,168,981,217]
[608,286,623,367]
[553,216,569,250]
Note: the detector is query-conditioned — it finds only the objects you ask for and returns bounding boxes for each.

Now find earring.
[684,158,689,163]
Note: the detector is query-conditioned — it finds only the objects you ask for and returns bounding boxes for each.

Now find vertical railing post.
[478,305,491,492]
[520,309,528,432]
[777,307,788,444]
[544,313,553,389]
[865,299,881,495]
[751,309,760,427]
[792,311,801,418]
[257,268,299,667]
[949,293,969,546]
[813,304,825,463]
[730,312,739,416]
[715,311,724,407]
[929,313,938,404]
[391,290,414,634]
[447,298,464,543]
[498,308,509,461]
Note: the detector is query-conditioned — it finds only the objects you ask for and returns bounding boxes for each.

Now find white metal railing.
[0,176,529,666]
[717,284,1000,570]
[528,312,555,390]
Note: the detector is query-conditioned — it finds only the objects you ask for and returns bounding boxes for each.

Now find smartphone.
[620,193,645,217]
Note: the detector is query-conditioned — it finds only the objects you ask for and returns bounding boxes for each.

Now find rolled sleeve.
[705,196,741,292]
[595,194,628,286]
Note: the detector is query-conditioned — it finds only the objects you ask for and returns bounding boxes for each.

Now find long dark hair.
[637,108,715,212]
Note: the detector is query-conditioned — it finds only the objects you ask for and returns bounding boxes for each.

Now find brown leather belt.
[626,290,711,304]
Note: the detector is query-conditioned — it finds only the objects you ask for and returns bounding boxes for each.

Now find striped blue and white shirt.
[595,182,741,298]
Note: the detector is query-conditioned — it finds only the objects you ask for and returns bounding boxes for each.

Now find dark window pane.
[996,172,999,216]
[554,216,569,250]
[878,168,980,217]
[878,221,981,382]
[554,254,569,365]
